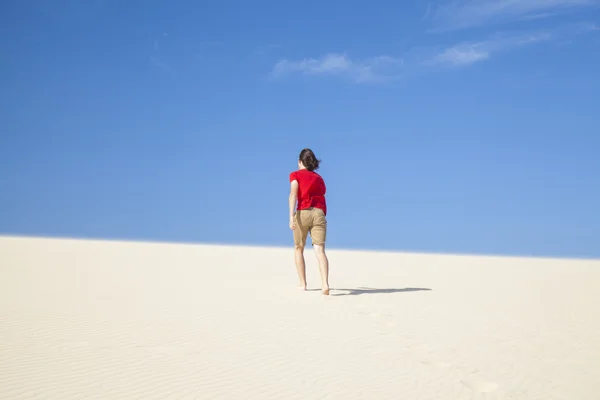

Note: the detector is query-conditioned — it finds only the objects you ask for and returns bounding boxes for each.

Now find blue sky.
[1,0,599,259]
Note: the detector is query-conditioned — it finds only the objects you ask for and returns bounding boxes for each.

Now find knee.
[294,244,304,252]
[313,244,326,254]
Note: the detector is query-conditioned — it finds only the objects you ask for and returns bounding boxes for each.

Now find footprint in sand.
[461,379,499,393]
[355,304,496,393]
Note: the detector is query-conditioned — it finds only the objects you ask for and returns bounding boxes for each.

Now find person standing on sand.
[288,148,330,295]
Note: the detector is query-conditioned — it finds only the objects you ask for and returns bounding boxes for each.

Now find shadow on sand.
[331,287,432,296]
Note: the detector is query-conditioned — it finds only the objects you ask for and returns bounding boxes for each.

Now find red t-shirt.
[289,169,327,215]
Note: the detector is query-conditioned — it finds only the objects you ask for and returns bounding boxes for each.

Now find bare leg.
[294,245,307,290]
[313,244,329,295]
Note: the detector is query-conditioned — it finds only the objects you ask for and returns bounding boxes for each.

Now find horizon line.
[1,233,598,262]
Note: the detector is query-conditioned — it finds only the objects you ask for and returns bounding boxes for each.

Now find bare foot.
[297,284,307,291]
[322,287,330,295]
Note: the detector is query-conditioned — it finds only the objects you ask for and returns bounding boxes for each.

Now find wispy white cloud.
[429,31,553,66]
[432,44,490,65]
[271,32,552,80]
[430,0,597,30]
[576,21,600,31]
[520,11,561,21]
[269,21,599,82]
[270,53,404,83]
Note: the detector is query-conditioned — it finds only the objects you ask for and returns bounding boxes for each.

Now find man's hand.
[289,216,296,230]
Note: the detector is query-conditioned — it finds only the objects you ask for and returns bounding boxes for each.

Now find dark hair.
[299,148,321,171]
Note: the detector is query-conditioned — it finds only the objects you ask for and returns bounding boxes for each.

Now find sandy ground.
[1,235,599,399]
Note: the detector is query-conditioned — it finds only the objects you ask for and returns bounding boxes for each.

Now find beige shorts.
[293,207,327,248]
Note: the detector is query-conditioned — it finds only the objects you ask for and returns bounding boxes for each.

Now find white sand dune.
[1,235,599,399]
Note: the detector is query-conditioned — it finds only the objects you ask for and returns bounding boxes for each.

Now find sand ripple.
[1,236,599,399]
